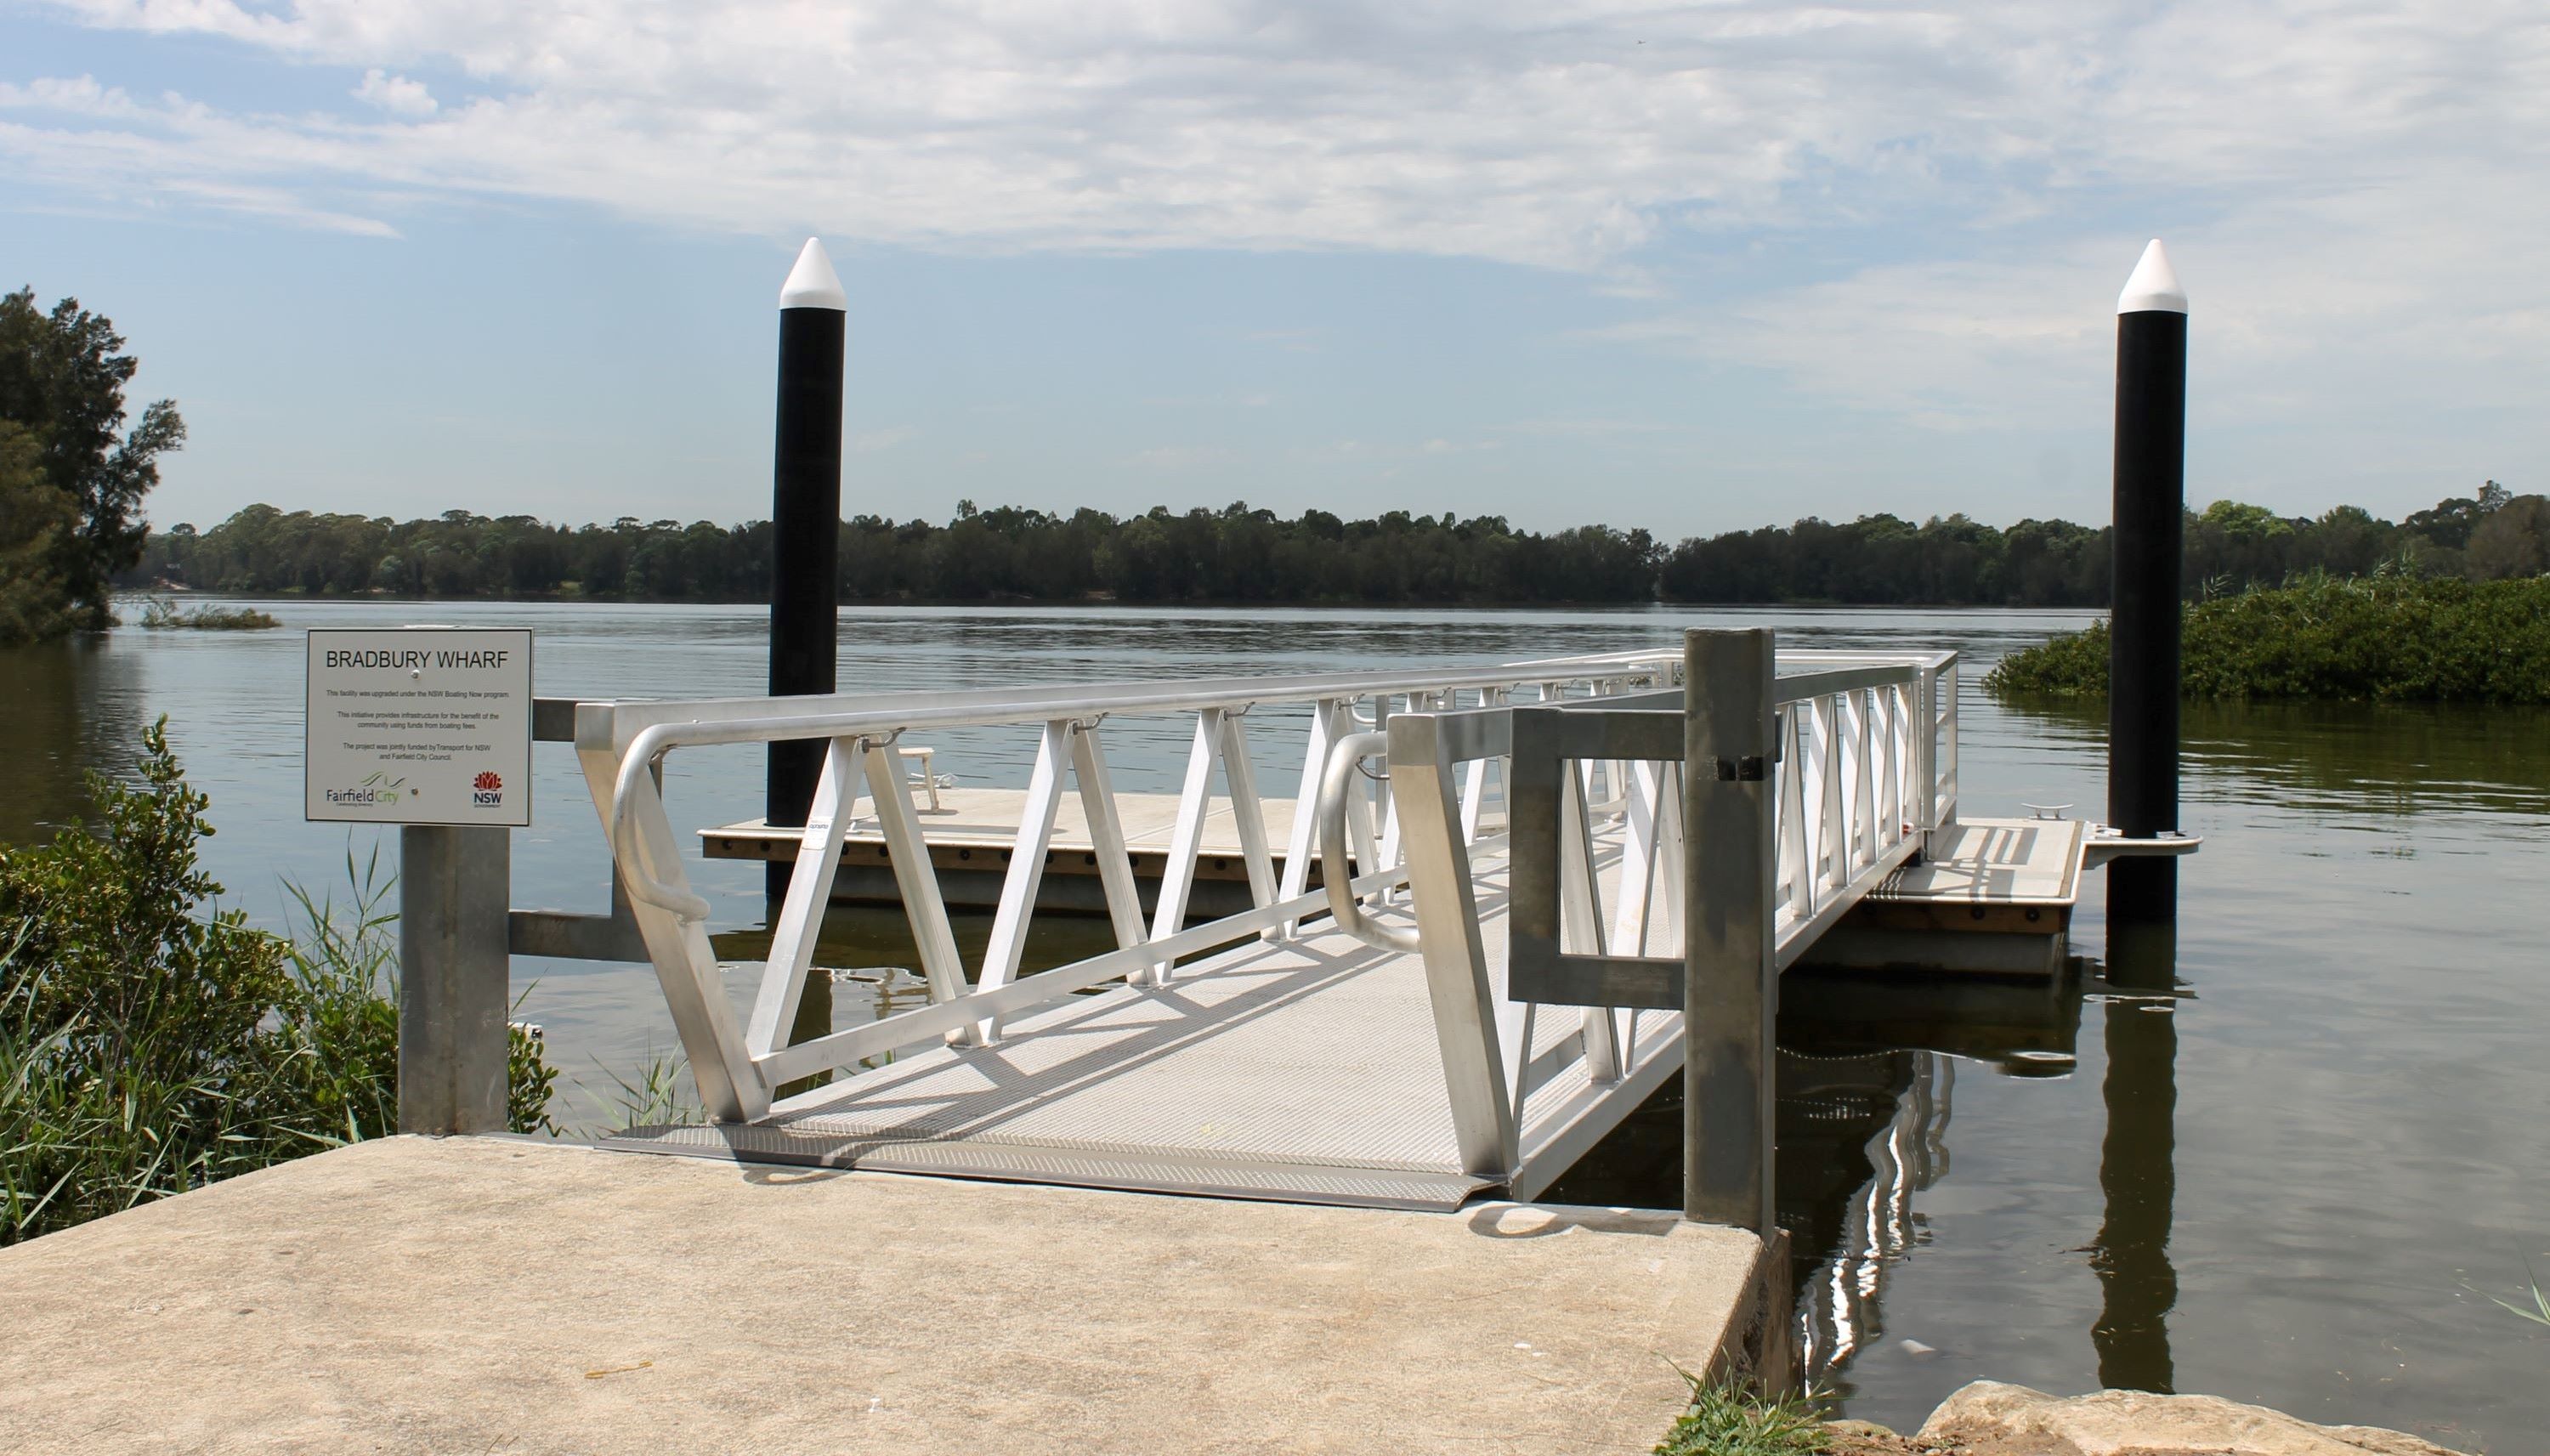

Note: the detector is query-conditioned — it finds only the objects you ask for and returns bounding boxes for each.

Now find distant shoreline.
[113,586,2100,615]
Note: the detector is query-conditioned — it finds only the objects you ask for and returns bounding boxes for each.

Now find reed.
[582,1046,700,1131]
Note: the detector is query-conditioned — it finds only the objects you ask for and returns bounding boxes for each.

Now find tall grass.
[582,1045,700,1130]
[0,721,556,1245]
[1985,571,2550,703]
[2475,1265,2550,1329]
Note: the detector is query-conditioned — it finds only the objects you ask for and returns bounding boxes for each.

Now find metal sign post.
[306,626,533,1135]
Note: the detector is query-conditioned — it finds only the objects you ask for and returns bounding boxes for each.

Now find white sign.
[305,627,533,827]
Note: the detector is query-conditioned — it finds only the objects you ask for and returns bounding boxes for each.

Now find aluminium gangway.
[574,635,1960,1213]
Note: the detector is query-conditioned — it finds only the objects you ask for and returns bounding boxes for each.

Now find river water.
[4,599,2545,1448]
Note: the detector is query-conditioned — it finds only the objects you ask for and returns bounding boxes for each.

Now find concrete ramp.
[0,1136,1782,1455]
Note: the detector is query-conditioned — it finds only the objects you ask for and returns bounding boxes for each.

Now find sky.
[2,0,2543,541]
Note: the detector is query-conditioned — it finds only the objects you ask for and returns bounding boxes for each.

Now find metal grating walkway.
[604,869,1685,1212]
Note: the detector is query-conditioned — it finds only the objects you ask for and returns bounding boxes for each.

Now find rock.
[1917,1381,2474,1456]
[1817,1418,1925,1455]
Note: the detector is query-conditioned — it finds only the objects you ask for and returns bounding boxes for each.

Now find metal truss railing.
[575,649,1686,1124]
[572,641,1954,1146]
[1368,647,1958,1190]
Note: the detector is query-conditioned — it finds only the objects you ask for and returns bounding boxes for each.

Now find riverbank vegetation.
[1655,1380,1833,1455]
[136,597,280,630]
[1,288,184,645]
[1984,573,2550,703]
[127,482,2542,609]
[0,722,555,1244]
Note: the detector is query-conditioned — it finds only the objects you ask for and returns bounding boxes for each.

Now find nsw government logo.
[472,770,505,807]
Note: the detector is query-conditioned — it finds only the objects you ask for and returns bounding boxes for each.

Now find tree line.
[133,502,1668,605]
[128,483,2546,609]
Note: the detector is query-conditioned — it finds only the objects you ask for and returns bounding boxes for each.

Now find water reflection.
[1475,940,2186,1404]
[1765,947,2192,1411]
[2090,926,2182,1394]
[1538,955,2133,1395]
[1776,965,2093,1394]
[1996,694,2550,818]
[1782,1049,1953,1377]
[0,637,148,842]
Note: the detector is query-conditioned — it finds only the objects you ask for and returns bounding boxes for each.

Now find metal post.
[1682,627,1778,1232]
[2108,239,2188,927]
[398,825,512,1135]
[768,238,847,1068]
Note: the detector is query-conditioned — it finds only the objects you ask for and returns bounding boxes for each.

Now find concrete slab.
[0,1136,1781,1455]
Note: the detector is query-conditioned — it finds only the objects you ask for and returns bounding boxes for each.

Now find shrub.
[136,596,279,630]
[1984,573,2550,703]
[0,720,554,1244]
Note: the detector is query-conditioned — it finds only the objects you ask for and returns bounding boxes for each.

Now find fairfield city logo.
[473,771,504,807]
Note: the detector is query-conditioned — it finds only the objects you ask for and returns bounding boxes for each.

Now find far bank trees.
[131,482,2541,609]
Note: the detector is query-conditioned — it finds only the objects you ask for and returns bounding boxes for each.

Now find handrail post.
[1936,657,1961,828]
[1387,714,1516,1179]
[399,824,513,1135]
[1682,628,1777,1232]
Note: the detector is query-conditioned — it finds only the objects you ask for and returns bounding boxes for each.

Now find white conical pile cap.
[2116,239,2187,314]
[779,237,847,311]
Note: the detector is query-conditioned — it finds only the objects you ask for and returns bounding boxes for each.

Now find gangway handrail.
[1320,730,1420,954]
[574,643,1957,1129]
[1372,646,1953,1187]
[582,646,1725,1123]
[604,649,1684,921]
[584,649,1693,751]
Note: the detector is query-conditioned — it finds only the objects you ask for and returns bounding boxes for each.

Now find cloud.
[352,68,434,116]
[1601,156,2550,440]
[7,3,2527,265]
[7,1,2547,441]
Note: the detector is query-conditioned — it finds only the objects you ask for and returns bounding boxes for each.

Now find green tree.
[0,421,78,643]
[2468,495,2550,581]
[0,287,185,634]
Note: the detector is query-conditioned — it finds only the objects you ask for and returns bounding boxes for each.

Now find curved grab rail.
[1319,731,1421,954]
[613,721,715,924]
